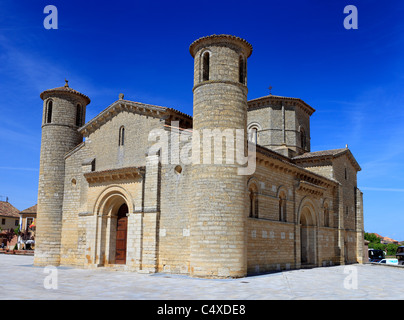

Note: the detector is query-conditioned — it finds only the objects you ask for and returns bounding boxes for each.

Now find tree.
[3,228,16,247]
[386,243,399,256]
[365,233,381,244]
[365,232,399,256]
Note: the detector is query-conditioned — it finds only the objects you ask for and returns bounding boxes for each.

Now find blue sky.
[1,0,404,240]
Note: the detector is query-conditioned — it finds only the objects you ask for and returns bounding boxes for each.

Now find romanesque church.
[34,34,365,278]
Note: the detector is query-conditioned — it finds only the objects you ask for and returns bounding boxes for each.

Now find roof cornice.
[189,34,253,58]
[255,144,339,189]
[79,100,192,137]
[248,95,315,116]
[40,85,91,105]
[84,166,145,184]
[293,148,362,172]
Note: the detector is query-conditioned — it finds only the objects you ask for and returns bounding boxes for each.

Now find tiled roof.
[189,34,253,57]
[20,204,37,215]
[293,148,361,172]
[293,148,347,160]
[0,201,20,218]
[40,81,91,104]
[248,95,315,115]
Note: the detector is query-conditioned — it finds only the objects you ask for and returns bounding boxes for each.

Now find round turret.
[189,35,252,278]
[34,81,90,267]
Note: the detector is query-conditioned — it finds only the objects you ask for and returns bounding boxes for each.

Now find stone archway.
[299,201,317,266]
[92,186,133,266]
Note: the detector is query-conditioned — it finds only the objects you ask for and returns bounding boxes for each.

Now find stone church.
[34,34,365,278]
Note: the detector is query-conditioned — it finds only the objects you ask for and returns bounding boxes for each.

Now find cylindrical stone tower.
[34,81,90,266]
[189,35,253,278]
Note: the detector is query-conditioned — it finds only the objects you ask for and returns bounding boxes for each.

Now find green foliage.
[366,232,400,256]
[369,242,384,250]
[365,232,381,243]
[386,243,399,256]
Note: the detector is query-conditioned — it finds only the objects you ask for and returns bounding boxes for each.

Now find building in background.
[0,199,20,249]
[19,204,37,250]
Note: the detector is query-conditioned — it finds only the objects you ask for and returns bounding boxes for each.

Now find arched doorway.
[92,186,133,266]
[115,203,128,264]
[300,206,317,266]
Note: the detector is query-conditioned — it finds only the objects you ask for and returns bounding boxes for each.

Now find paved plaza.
[1,255,403,300]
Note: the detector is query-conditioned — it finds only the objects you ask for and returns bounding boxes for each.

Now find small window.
[239,55,246,84]
[202,52,210,81]
[119,126,125,146]
[2,218,5,225]
[279,192,287,222]
[174,165,182,175]
[15,220,18,226]
[76,104,83,127]
[249,183,258,218]
[324,203,329,227]
[300,128,307,150]
[345,168,348,180]
[248,127,258,144]
[91,159,96,172]
[46,100,53,124]
[26,218,33,230]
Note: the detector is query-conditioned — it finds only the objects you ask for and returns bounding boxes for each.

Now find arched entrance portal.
[92,186,133,266]
[300,206,317,266]
[115,203,128,264]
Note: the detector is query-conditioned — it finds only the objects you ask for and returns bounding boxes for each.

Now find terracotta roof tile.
[293,148,362,172]
[293,148,347,160]
[40,81,91,104]
[0,201,20,218]
[189,34,253,57]
[247,95,315,116]
[20,204,37,214]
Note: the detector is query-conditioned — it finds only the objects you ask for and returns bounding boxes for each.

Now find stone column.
[189,35,253,278]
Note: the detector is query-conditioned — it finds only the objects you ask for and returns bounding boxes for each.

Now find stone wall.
[247,97,312,156]
[246,153,341,273]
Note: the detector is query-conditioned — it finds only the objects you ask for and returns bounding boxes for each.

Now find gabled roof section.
[79,99,192,137]
[255,144,339,187]
[293,148,361,172]
[20,204,37,215]
[0,201,20,218]
[248,95,315,116]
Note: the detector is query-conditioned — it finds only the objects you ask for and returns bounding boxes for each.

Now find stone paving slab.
[1,255,403,300]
